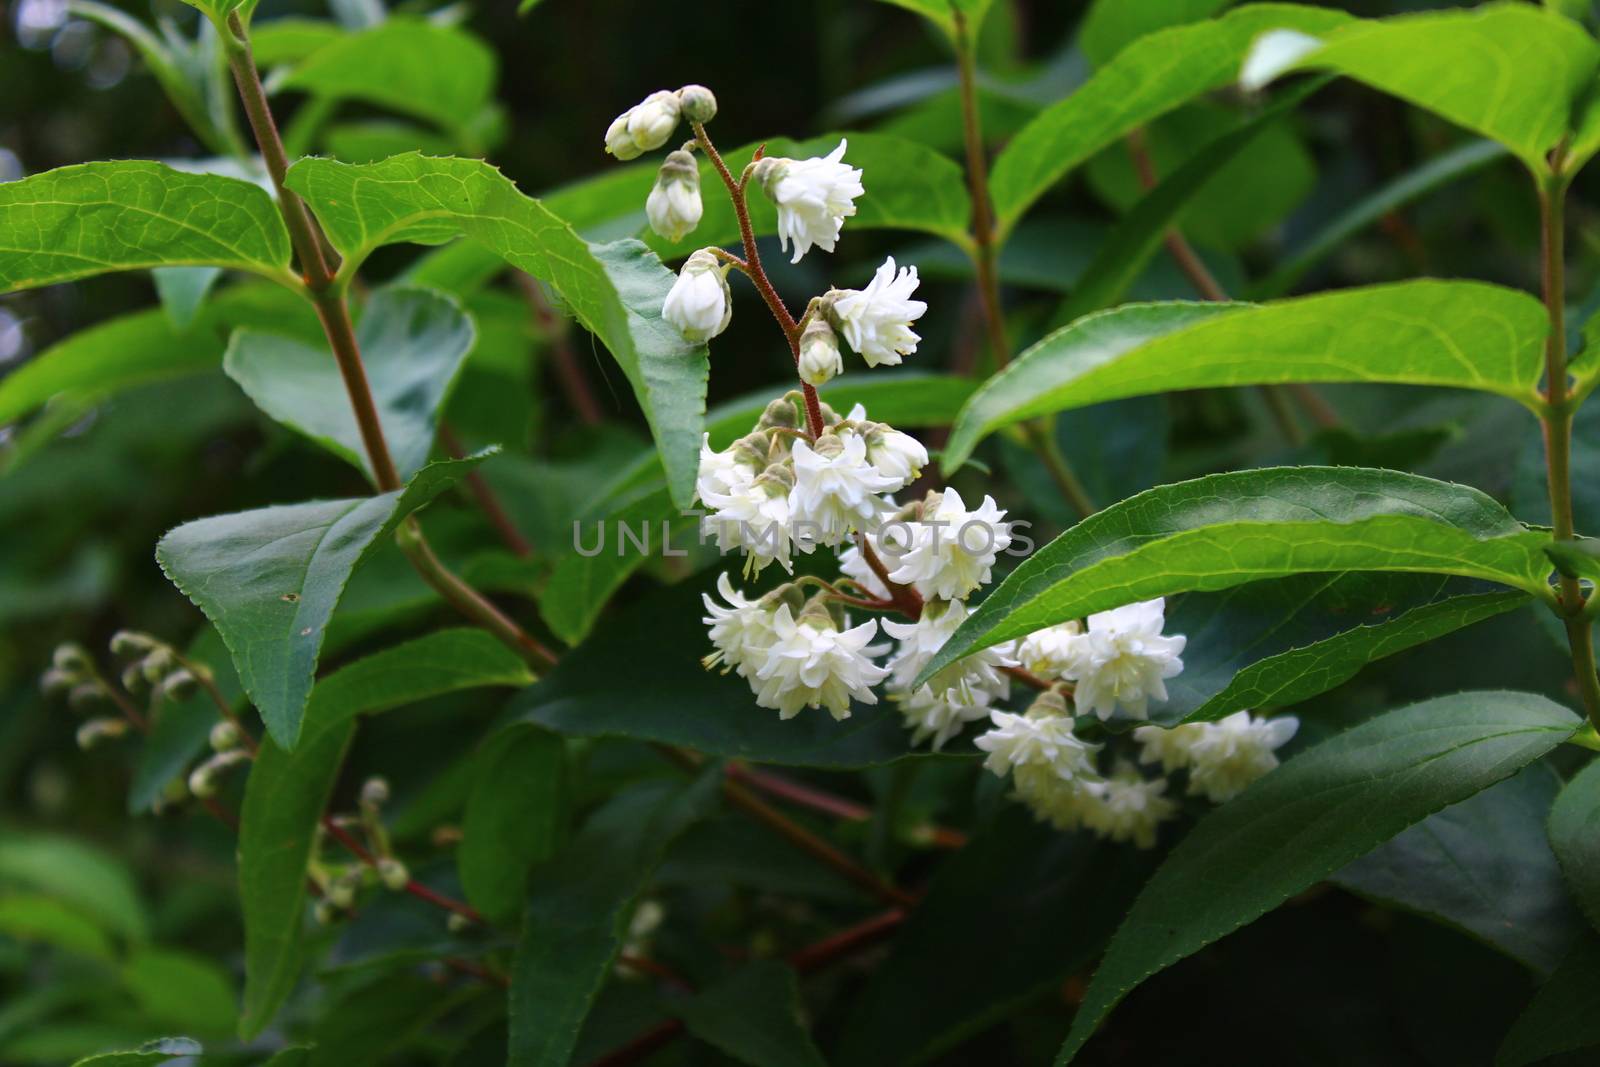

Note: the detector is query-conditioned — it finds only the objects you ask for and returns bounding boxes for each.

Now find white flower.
[662,249,731,342]
[829,257,927,367]
[754,139,863,263]
[701,471,795,576]
[750,606,889,720]
[798,317,843,386]
[974,706,1096,778]
[701,572,777,678]
[1132,721,1209,773]
[882,599,1013,705]
[646,150,702,243]
[603,113,641,160]
[885,488,1012,601]
[1078,763,1178,849]
[864,426,927,484]
[626,90,681,152]
[896,686,994,751]
[1064,599,1186,721]
[695,434,757,506]
[1185,711,1299,803]
[1013,762,1102,832]
[1014,621,1082,680]
[788,431,900,545]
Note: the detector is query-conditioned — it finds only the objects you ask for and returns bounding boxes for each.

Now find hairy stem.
[1538,166,1600,723]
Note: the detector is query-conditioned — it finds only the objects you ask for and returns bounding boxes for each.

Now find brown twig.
[514,272,605,426]
[440,424,534,559]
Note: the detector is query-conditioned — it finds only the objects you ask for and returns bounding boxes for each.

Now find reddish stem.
[321,816,484,923]
[440,423,534,559]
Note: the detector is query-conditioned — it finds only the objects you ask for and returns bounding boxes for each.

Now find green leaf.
[1163,574,1531,726]
[1333,764,1583,975]
[238,628,533,1039]
[1239,3,1599,174]
[509,775,720,1067]
[69,1038,204,1067]
[286,155,709,507]
[156,453,490,748]
[510,579,931,768]
[129,625,242,813]
[0,284,319,428]
[0,895,116,961]
[280,18,497,149]
[249,18,342,66]
[918,467,1555,688]
[1497,934,1600,1067]
[225,286,473,483]
[0,833,148,943]
[1250,139,1508,299]
[944,282,1549,470]
[1549,757,1600,933]
[989,3,1353,233]
[0,161,293,292]
[458,724,568,925]
[1546,539,1600,584]
[676,961,826,1067]
[840,808,1159,1066]
[120,948,237,1034]
[1055,690,1580,1064]
[1078,0,1233,66]
[152,266,222,329]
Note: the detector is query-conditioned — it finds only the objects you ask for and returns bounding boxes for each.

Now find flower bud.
[209,720,241,752]
[327,874,358,910]
[677,84,717,124]
[376,857,410,891]
[140,648,175,684]
[52,643,91,675]
[121,662,148,694]
[109,631,158,657]
[313,900,339,925]
[67,682,106,712]
[1028,688,1070,719]
[76,717,127,750]
[360,777,390,809]
[646,150,703,243]
[39,668,74,696]
[627,90,682,153]
[604,113,642,161]
[187,763,216,798]
[159,668,196,702]
[756,396,801,431]
[447,912,473,935]
[798,318,843,386]
[662,249,732,342]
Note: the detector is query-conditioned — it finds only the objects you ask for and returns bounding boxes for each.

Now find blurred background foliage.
[3,0,1599,1063]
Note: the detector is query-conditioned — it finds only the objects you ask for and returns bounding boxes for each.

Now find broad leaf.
[1334,764,1583,974]
[0,833,148,943]
[988,4,1353,233]
[945,282,1549,469]
[1549,757,1600,933]
[457,724,568,925]
[156,453,490,748]
[280,18,497,150]
[120,947,237,1034]
[0,161,292,292]
[1078,0,1233,66]
[152,266,222,329]
[676,961,827,1067]
[919,467,1555,687]
[1240,3,1599,173]
[224,286,474,483]
[1055,691,1580,1063]
[238,629,533,1039]
[1497,935,1600,1067]
[69,1038,204,1067]
[285,155,709,507]
[0,895,116,961]
[509,775,720,1067]
[509,579,933,768]
[1162,574,1530,726]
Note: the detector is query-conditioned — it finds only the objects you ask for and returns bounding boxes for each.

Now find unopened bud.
[677,84,717,124]
[626,90,681,152]
[313,900,339,925]
[447,912,473,935]
[187,764,216,798]
[109,631,158,657]
[160,669,196,701]
[604,112,641,160]
[646,150,702,243]
[327,873,359,909]
[52,643,91,675]
[140,648,175,684]
[76,717,128,750]
[756,397,801,431]
[209,720,241,752]
[662,249,732,342]
[39,668,75,696]
[360,777,390,809]
[1027,688,1070,719]
[377,857,410,891]
[67,682,106,712]
[798,317,843,386]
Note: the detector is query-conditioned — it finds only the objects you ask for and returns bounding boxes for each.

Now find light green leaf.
[1055,691,1580,1063]
[176,0,251,18]
[225,286,473,483]
[1239,3,1599,173]
[1547,539,1600,585]
[0,833,148,943]
[152,266,222,329]
[0,161,293,292]
[249,18,342,66]
[945,282,1549,470]
[0,284,319,428]
[1078,0,1234,66]
[509,775,721,1067]
[285,155,709,507]
[156,453,490,748]
[238,628,533,1039]
[1549,757,1600,933]
[458,724,568,925]
[1333,764,1583,975]
[918,467,1555,687]
[1497,934,1600,1066]
[677,961,827,1067]
[0,895,116,961]
[280,18,497,149]
[69,1038,204,1067]
[989,3,1353,233]
[120,948,237,1034]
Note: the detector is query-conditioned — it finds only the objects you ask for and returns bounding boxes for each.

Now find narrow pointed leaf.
[1548,757,1600,932]
[238,629,533,1039]
[0,161,292,292]
[224,286,474,483]
[918,467,1554,688]
[946,281,1549,470]
[285,155,708,507]
[1055,691,1580,1063]
[676,961,827,1067]
[156,453,491,748]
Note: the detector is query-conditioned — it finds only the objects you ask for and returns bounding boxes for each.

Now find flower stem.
[952,11,1008,370]
[1537,163,1600,724]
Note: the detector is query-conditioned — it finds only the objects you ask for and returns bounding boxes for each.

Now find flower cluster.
[604,85,1301,852]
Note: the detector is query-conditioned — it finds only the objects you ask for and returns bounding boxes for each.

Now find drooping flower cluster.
[603,85,1300,850]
